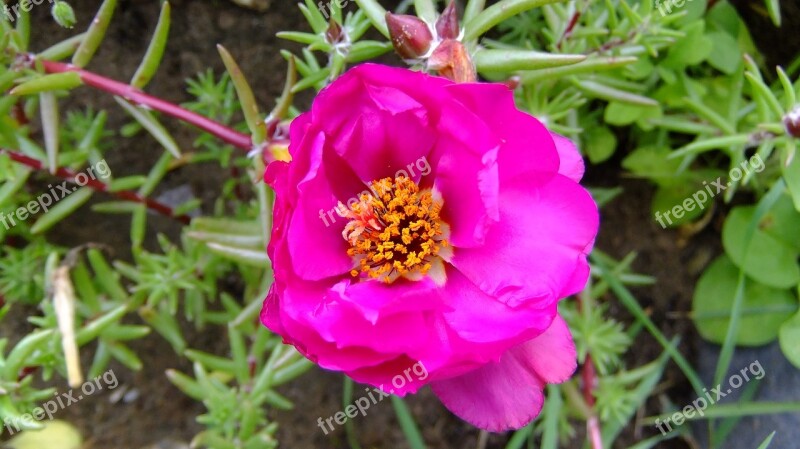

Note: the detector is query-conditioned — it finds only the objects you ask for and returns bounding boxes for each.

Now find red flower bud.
[436,1,459,40]
[784,106,800,138]
[386,13,434,59]
[326,18,344,45]
[428,39,476,83]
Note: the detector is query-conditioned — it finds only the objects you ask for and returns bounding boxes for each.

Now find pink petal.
[524,315,577,383]
[451,174,598,309]
[286,132,355,280]
[551,132,585,182]
[430,315,576,432]
[444,83,560,182]
[440,266,557,343]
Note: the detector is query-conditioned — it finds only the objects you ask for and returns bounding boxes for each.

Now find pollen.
[340,176,447,283]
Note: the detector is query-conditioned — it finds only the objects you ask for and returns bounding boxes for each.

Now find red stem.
[36,58,253,151]
[556,10,582,50]
[576,290,604,449]
[1,149,191,224]
[582,355,604,449]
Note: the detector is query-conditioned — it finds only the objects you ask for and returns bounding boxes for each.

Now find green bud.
[52,1,77,29]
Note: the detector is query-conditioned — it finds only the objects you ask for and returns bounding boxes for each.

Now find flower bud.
[428,39,476,83]
[784,105,800,138]
[326,18,344,45]
[435,1,459,40]
[386,13,434,59]
[51,1,77,29]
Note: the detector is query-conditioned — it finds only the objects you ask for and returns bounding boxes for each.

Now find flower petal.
[440,266,557,343]
[430,315,576,432]
[551,131,585,182]
[451,174,598,308]
[445,83,560,181]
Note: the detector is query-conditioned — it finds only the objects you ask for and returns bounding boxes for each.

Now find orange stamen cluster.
[340,176,447,283]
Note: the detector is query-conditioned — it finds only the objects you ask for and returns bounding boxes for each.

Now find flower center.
[340,176,448,283]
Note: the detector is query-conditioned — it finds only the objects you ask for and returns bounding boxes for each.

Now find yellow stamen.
[340,176,447,283]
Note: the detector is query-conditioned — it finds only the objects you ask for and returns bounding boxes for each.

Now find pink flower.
[262,64,598,432]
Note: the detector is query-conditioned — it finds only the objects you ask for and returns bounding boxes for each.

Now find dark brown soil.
[3,1,792,449]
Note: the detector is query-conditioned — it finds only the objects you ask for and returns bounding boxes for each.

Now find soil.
[1,1,796,449]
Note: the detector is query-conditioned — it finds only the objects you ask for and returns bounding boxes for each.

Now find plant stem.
[33,57,253,151]
[577,288,604,449]
[582,355,604,449]
[1,148,191,224]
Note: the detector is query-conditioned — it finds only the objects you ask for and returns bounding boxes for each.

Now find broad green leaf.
[673,0,707,25]
[707,31,742,75]
[662,22,713,69]
[693,255,797,346]
[722,205,800,288]
[604,102,661,126]
[621,146,681,183]
[583,126,617,164]
[759,194,800,252]
[707,1,740,36]
[779,306,800,369]
[651,183,712,227]
[714,172,782,388]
